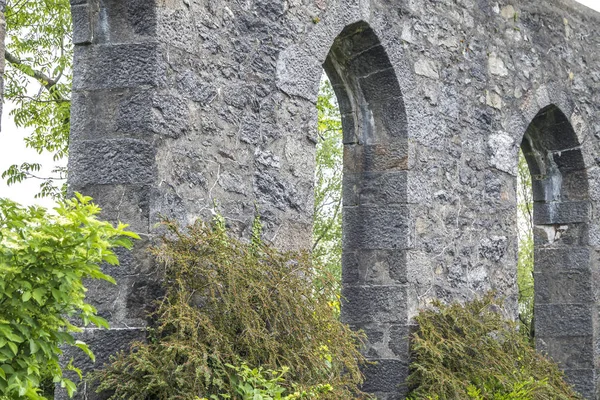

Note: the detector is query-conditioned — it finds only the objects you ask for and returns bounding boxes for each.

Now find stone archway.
[521,104,596,398]
[324,21,410,399]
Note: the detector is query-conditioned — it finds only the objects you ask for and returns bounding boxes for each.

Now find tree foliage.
[516,150,534,339]
[407,294,581,399]
[312,76,343,293]
[2,0,72,199]
[0,194,138,399]
[93,216,368,399]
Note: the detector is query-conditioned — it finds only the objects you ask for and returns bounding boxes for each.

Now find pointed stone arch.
[520,104,596,398]
[323,21,410,399]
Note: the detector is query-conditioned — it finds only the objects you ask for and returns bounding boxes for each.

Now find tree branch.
[5,50,62,95]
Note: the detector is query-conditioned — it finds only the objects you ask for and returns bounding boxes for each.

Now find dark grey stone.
[55,328,146,400]
[533,201,590,225]
[343,206,409,251]
[535,304,593,337]
[561,368,597,400]
[71,4,92,45]
[341,284,407,324]
[68,139,156,186]
[360,359,409,394]
[534,270,593,304]
[73,43,160,90]
[342,249,407,285]
[343,171,408,207]
[536,336,594,370]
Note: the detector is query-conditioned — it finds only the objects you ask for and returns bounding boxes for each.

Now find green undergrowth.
[91,214,369,399]
[407,293,581,400]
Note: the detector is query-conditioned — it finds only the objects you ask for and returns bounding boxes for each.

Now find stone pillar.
[58,1,160,398]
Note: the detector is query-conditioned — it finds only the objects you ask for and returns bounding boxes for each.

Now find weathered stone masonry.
[64,0,600,398]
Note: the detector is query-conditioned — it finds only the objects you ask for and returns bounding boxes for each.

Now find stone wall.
[64,0,600,398]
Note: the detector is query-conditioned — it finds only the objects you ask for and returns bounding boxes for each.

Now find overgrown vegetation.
[0,194,138,399]
[92,214,368,399]
[406,294,580,400]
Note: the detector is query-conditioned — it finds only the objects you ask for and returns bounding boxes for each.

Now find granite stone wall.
[63,0,600,398]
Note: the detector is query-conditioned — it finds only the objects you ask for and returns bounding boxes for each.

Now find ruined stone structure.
[64,0,600,398]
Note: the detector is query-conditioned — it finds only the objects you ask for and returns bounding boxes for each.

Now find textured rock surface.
[65,0,600,398]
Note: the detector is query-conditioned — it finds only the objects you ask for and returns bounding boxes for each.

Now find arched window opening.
[520,104,594,398]
[312,21,410,397]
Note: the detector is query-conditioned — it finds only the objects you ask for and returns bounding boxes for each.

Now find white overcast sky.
[0,0,599,209]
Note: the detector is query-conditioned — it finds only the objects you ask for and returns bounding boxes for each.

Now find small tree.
[0,194,138,399]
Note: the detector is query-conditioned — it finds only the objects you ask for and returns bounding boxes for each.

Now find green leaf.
[29,339,39,355]
[32,288,45,305]
[75,340,95,362]
[7,341,18,356]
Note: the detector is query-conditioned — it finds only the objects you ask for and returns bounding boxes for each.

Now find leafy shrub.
[407,293,581,400]
[196,363,333,400]
[0,194,138,399]
[92,215,368,399]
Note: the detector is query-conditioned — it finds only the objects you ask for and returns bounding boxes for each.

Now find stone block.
[73,43,160,91]
[69,184,151,233]
[99,0,157,42]
[561,368,597,400]
[342,249,407,285]
[71,4,92,45]
[552,148,586,173]
[341,284,407,324]
[68,139,155,186]
[534,270,593,304]
[533,201,589,225]
[389,324,410,358]
[341,112,358,144]
[344,142,409,173]
[343,206,409,250]
[536,336,594,370]
[360,358,409,394]
[561,170,590,202]
[343,171,408,207]
[534,304,593,337]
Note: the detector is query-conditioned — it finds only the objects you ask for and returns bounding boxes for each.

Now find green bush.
[92,215,368,399]
[0,194,138,399]
[196,363,333,400]
[407,293,581,400]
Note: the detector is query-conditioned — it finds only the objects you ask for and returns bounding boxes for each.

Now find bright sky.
[0,0,599,208]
